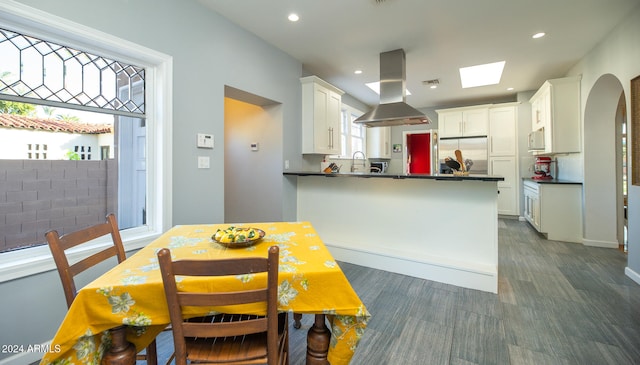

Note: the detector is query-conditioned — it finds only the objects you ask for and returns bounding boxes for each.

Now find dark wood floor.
[143,219,640,365]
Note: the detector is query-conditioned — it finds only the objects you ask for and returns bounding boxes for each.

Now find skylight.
[459,61,505,88]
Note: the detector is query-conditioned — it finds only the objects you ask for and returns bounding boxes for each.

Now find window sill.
[0,228,160,283]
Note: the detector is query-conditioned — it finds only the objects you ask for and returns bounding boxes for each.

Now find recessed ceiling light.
[459,61,505,88]
[365,81,412,95]
[532,32,546,39]
[507,87,514,91]
[430,85,437,89]
[354,70,363,75]
[288,13,299,22]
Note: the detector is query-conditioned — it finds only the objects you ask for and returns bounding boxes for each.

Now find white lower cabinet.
[523,180,583,243]
[523,181,541,230]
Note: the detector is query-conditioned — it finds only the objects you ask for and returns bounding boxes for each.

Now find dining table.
[40,221,369,365]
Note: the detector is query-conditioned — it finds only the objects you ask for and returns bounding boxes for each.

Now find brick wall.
[0,159,117,252]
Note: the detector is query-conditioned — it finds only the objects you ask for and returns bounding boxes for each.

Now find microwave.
[528,128,545,151]
[370,161,388,173]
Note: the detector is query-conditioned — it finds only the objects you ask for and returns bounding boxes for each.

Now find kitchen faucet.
[351,151,366,172]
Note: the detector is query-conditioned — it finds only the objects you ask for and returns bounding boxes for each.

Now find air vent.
[422,79,440,86]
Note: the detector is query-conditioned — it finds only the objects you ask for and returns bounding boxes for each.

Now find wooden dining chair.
[45,213,158,365]
[157,245,289,365]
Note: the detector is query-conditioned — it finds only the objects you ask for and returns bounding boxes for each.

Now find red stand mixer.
[532,156,555,180]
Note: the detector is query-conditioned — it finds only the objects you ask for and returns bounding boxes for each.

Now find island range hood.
[354,49,431,127]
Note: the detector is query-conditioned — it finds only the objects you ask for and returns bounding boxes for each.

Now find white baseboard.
[625,266,640,286]
[582,238,619,249]
[326,243,498,294]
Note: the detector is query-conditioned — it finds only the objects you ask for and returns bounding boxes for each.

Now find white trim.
[327,243,498,293]
[0,0,173,282]
[582,238,619,249]
[334,104,365,159]
[625,266,640,286]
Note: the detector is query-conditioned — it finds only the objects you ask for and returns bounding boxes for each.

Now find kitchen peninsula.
[284,171,504,293]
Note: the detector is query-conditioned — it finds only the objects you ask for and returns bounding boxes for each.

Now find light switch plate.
[197,156,210,169]
[197,133,214,149]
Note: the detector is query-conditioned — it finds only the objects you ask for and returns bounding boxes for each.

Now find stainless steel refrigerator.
[438,136,488,174]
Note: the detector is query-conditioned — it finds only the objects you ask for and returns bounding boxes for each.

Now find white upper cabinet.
[366,126,391,159]
[437,106,489,138]
[530,85,550,132]
[301,76,344,154]
[529,76,581,155]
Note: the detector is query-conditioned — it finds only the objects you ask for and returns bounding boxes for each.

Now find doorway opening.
[583,74,626,249]
[616,93,628,252]
[402,130,437,174]
[223,86,283,223]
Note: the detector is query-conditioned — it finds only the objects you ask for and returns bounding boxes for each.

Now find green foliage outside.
[0,100,36,116]
[65,151,81,160]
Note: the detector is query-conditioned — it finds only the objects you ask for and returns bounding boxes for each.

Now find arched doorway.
[583,74,626,248]
[615,93,628,251]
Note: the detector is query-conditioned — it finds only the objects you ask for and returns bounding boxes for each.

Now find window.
[338,104,366,158]
[0,27,148,251]
[0,3,172,281]
[26,143,47,159]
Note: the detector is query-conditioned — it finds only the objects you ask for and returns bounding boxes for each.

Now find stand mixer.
[532,156,555,180]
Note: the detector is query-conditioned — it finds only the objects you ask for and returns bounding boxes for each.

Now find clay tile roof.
[0,113,112,134]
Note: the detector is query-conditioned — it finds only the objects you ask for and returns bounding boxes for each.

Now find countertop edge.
[284,171,505,182]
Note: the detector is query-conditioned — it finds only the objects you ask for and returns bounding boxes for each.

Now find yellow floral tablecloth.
[41,221,369,365]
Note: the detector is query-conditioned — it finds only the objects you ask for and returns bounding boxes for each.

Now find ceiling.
[198,0,640,109]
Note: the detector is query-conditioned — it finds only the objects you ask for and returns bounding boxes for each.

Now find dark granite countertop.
[522,177,583,184]
[284,171,504,182]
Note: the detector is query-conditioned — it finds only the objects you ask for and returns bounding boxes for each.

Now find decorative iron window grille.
[0,27,145,115]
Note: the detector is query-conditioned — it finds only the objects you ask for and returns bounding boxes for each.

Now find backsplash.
[520,153,583,181]
[555,153,584,181]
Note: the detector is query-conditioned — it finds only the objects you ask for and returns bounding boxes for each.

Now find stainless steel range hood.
[354,49,431,127]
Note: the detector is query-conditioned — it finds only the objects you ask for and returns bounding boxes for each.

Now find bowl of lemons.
[211,226,265,248]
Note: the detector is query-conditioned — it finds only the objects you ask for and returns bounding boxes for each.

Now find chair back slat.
[178,290,268,307]
[57,223,114,250]
[171,257,268,276]
[182,317,268,338]
[68,247,123,277]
